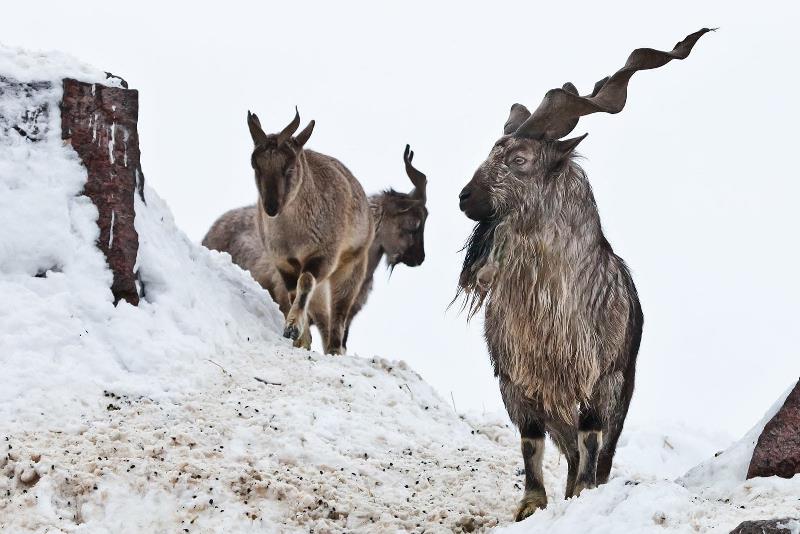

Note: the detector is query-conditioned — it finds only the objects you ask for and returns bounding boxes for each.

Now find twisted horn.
[404,144,427,201]
[515,28,714,140]
[277,107,301,146]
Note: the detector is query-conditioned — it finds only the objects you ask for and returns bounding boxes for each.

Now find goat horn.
[404,144,427,201]
[277,106,301,146]
[515,28,714,140]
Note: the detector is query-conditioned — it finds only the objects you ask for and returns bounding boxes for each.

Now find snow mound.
[0,339,745,533]
[680,385,794,487]
[498,385,800,534]
[0,43,282,429]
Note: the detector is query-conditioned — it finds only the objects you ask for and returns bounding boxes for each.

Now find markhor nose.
[459,188,471,201]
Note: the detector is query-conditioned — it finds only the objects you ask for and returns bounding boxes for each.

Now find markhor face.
[251,142,298,217]
[458,136,541,222]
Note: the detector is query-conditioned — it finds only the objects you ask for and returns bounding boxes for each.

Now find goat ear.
[389,197,420,214]
[247,111,267,146]
[551,133,588,167]
[503,104,531,135]
[294,120,315,148]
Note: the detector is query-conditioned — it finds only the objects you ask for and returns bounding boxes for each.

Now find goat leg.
[574,407,603,496]
[326,249,368,355]
[284,271,316,349]
[515,419,548,521]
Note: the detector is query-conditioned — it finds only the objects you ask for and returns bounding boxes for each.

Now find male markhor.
[456,28,712,520]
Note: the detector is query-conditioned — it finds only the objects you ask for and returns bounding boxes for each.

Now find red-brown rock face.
[747,380,800,480]
[61,78,145,305]
[729,518,799,534]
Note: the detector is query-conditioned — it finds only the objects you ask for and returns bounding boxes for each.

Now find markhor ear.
[551,133,588,168]
[391,197,421,214]
[295,120,315,148]
[247,111,268,146]
[503,104,531,135]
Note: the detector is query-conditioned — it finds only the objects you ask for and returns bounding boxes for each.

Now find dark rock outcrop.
[61,78,145,305]
[730,518,800,534]
[747,380,800,480]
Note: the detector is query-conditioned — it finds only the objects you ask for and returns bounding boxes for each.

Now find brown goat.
[203,141,428,352]
[238,108,372,354]
[202,205,289,310]
[343,145,428,348]
[456,29,711,520]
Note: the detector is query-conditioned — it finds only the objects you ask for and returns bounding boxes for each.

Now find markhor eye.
[513,156,526,165]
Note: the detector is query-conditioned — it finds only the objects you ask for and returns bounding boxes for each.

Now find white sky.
[5,1,798,438]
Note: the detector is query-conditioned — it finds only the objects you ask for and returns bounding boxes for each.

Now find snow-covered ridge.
[0,42,282,430]
[1,44,798,533]
[0,43,117,85]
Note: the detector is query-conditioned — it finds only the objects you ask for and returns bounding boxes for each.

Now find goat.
[202,205,290,312]
[203,129,427,352]
[343,144,428,348]
[456,29,711,520]
[233,108,372,355]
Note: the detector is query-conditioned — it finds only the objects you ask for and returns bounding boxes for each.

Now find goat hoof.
[573,481,596,497]
[283,324,300,341]
[515,491,547,522]
[293,337,310,350]
[294,329,312,350]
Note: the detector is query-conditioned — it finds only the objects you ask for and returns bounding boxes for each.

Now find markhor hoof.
[283,324,300,341]
[573,481,596,497]
[515,491,547,522]
[295,329,312,350]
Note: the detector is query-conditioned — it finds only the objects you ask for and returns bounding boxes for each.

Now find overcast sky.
[5,1,798,437]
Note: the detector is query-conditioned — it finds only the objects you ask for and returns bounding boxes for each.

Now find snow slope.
[0,42,282,431]
[1,44,798,533]
[498,386,800,534]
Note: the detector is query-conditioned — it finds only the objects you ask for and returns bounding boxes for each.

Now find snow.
[0,44,280,439]
[497,386,800,534]
[2,43,799,533]
[0,43,118,85]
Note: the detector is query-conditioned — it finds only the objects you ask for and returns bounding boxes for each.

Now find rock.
[729,518,800,533]
[61,78,145,305]
[18,466,40,486]
[0,76,52,142]
[747,380,800,480]
[456,515,477,532]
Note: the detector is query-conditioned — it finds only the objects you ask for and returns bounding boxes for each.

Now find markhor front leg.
[574,430,603,495]
[283,271,315,349]
[575,408,604,496]
[295,323,312,350]
[516,421,548,521]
